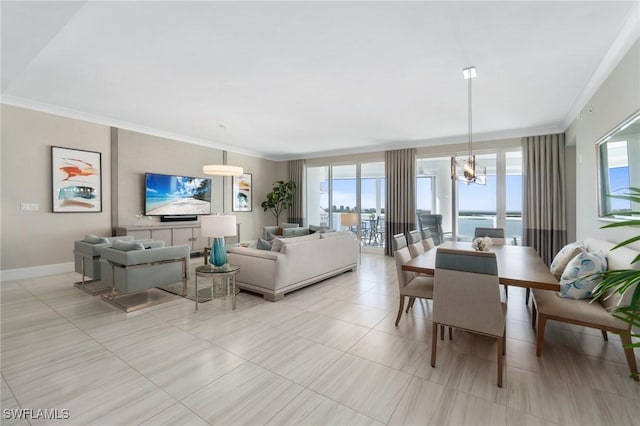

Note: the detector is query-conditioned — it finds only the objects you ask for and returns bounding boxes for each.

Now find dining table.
[402,241,560,291]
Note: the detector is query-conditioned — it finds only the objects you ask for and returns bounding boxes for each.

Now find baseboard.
[1,262,74,282]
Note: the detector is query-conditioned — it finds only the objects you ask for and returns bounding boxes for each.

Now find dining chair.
[392,233,434,326]
[431,247,507,387]
[474,227,506,245]
[474,227,509,297]
[420,227,435,251]
[406,229,424,258]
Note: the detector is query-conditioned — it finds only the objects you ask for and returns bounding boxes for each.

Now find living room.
[1,1,639,425]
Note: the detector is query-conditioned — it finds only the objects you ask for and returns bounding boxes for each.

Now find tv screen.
[144,173,212,216]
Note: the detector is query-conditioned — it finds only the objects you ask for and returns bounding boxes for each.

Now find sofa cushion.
[558,250,607,299]
[550,241,585,280]
[111,241,146,252]
[319,230,350,239]
[282,227,310,237]
[84,234,110,244]
[256,238,273,251]
[271,238,285,252]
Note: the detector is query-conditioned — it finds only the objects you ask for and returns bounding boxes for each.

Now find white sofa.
[227,231,359,301]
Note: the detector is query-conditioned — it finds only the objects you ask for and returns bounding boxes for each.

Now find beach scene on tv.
[145,174,212,215]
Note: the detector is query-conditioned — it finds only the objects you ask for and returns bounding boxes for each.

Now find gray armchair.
[99,241,190,312]
[73,234,134,294]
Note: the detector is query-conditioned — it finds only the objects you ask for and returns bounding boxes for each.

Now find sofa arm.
[227,247,281,289]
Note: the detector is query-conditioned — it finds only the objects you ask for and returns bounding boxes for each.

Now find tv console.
[116,224,207,254]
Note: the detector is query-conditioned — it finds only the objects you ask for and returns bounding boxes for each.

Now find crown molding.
[0,95,273,160]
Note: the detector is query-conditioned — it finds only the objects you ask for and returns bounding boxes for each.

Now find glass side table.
[194,264,240,311]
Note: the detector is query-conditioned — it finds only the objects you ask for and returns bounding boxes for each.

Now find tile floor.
[1,253,639,425]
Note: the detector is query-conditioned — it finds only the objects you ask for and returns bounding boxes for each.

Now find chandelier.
[452,66,486,185]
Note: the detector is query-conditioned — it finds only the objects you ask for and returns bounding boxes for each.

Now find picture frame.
[232,173,252,212]
[51,146,102,212]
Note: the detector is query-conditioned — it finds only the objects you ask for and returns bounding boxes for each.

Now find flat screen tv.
[144,172,212,216]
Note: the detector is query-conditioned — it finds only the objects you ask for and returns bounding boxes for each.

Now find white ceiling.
[2,1,639,161]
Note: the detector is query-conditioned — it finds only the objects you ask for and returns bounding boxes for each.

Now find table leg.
[232,274,236,310]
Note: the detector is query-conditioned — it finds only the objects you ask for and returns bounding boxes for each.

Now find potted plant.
[592,187,640,378]
[261,180,296,226]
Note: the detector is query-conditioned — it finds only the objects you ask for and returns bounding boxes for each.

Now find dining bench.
[531,237,639,380]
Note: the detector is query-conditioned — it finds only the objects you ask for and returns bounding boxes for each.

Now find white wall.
[571,39,640,247]
[1,105,112,274]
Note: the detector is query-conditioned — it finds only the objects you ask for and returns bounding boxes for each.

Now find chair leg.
[601,330,608,341]
[497,337,504,388]
[448,327,453,340]
[536,315,547,357]
[395,296,405,326]
[440,325,444,340]
[431,323,438,367]
[406,297,415,313]
[503,325,506,355]
[619,332,639,381]
[531,301,537,329]
[525,288,530,305]
[504,284,509,298]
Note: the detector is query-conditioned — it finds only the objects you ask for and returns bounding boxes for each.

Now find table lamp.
[341,212,359,232]
[201,214,237,267]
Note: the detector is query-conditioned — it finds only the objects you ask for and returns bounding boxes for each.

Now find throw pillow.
[282,227,310,238]
[256,238,273,251]
[111,241,146,252]
[550,241,585,280]
[275,227,284,236]
[84,234,109,244]
[270,238,284,252]
[558,250,607,299]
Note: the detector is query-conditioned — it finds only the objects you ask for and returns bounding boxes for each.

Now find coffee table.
[194,264,240,311]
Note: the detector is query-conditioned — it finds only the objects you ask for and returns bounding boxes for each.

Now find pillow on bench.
[558,250,607,299]
[550,241,585,280]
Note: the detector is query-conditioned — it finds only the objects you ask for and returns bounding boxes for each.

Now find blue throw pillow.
[558,250,607,299]
[256,238,272,251]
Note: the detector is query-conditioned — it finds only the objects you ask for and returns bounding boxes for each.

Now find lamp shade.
[341,212,359,227]
[202,165,244,176]
[201,215,237,238]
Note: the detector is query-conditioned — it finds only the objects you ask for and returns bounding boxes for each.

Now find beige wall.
[0,106,285,276]
[1,105,112,270]
[571,39,640,248]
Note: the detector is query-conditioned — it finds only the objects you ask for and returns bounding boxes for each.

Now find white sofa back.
[584,237,640,309]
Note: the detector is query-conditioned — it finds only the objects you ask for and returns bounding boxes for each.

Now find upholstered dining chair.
[420,227,435,251]
[406,230,424,258]
[474,227,509,297]
[431,248,507,387]
[392,233,434,326]
[417,214,448,245]
[474,227,506,245]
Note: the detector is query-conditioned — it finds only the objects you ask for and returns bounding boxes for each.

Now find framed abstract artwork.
[51,146,102,212]
[232,173,252,212]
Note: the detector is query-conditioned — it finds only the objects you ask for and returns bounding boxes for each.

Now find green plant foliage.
[260,180,296,225]
[592,187,640,374]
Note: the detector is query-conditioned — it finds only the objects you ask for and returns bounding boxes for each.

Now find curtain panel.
[385,148,416,256]
[522,133,567,266]
[287,159,305,226]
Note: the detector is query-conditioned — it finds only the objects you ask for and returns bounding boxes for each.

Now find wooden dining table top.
[402,241,560,291]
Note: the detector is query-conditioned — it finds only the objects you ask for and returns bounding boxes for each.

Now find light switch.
[20,202,39,211]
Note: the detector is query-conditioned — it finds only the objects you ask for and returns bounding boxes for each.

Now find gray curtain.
[522,133,566,266]
[287,159,305,226]
[385,148,416,256]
